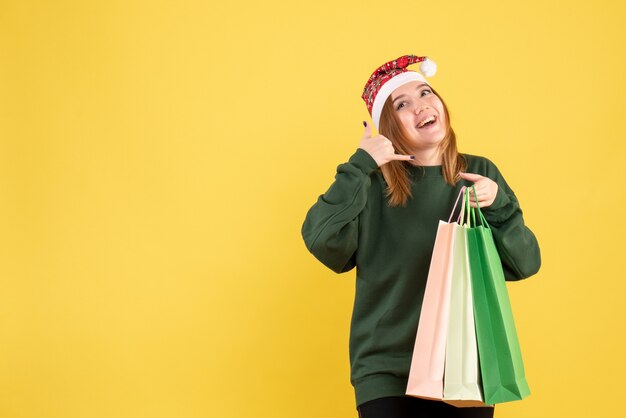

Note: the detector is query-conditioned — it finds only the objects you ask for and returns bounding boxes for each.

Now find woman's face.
[389,80,448,150]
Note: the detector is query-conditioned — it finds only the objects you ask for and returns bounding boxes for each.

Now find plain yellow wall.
[1,1,625,417]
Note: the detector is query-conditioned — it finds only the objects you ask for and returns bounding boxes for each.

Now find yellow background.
[1,1,625,417]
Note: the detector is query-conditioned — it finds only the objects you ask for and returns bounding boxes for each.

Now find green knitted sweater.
[301,148,541,407]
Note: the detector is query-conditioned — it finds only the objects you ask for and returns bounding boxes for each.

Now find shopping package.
[443,190,486,407]
[406,189,464,400]
[465,186,530,405]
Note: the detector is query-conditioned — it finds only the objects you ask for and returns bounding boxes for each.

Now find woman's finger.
[458,172,485,182]
[471,183,488,193]
[472,186,494,199]
[470,196,496,207]
[469,189,485,201]
[362,120,372,139]
[390,154,416,161]
[467,192,485,203]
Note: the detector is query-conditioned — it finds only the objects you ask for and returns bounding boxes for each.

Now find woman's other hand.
[458,172,499,208]
[358,121,415,167]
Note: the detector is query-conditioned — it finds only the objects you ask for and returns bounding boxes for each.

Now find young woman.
[301,55,541,418]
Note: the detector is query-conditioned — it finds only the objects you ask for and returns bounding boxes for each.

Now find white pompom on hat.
[361,55,437,129]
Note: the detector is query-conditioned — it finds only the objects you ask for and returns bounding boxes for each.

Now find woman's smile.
[416,114,438,130]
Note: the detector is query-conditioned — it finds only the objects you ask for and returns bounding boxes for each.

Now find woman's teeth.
[418,116,436,128]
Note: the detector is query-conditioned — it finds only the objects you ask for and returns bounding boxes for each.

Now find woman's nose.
[413,104,428,114]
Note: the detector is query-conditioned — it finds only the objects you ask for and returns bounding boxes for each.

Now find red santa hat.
[361,54,437,129]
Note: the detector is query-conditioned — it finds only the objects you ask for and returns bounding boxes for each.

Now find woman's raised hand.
[458,172,499,208]
[358,121,415,167]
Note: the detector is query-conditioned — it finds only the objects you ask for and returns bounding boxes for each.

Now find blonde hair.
[378,87,466,207]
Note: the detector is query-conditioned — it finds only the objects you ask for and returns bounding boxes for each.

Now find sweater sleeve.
[301,148,379,274]
[480,160,542,281]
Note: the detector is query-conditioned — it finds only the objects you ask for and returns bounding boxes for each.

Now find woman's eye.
[396,102,406,110]
[421,89,432,96]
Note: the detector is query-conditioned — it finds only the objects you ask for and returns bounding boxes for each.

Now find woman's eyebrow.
[392,83,430,103]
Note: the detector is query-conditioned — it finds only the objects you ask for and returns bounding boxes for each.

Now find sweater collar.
[407,163,443,178]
